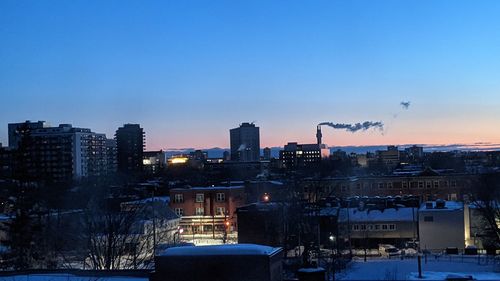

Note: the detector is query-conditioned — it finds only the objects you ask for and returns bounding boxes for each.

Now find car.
[379,244,401,257]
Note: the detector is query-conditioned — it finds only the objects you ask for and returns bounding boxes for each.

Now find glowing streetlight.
[262,193,270,202]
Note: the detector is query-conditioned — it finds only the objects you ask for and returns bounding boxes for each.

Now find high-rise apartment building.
[115,124,145,175]
[9,123,110,183]
[229,123,260,162]
[8,120,50,149]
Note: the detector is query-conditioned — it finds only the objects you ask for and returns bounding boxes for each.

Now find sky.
[1,0,500,150]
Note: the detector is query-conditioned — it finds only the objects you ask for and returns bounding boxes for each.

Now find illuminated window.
[216,207,226,216]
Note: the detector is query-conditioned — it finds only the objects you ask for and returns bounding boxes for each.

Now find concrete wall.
[419,208,465,250]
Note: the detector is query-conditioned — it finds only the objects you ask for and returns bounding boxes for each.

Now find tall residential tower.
[229,122,260,162]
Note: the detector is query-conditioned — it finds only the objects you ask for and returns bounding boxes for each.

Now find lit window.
[216,207,225,216]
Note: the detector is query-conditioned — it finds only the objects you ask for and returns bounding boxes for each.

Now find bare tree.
[81,197,176,270]
[470,172,500,250]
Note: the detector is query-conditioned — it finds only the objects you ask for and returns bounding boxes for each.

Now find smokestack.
[316,125,322,145]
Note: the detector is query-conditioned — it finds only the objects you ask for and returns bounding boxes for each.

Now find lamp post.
[174,227,184,245]
[329,234,336,281]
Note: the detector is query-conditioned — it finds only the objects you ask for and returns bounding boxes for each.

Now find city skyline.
[2,0,500,150]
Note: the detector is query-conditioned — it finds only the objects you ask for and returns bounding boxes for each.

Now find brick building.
[169,186,246,235]
[301,170,477,202]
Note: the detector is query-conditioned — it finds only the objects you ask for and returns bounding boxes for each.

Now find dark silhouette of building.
[279,126,330,169]
[115,124,145,176]
[0,145,13,178]
[263,147,271,160]
[10,123,109,183]
[8,120,49,149]
[230,122,260,162]
[105,138,118,175]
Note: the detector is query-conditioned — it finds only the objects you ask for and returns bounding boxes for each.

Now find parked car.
[379,244,401,257]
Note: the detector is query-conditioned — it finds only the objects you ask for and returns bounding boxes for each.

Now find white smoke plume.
[318,121,384,132]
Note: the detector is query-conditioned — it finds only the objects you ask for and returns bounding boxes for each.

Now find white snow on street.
[0,274,147,281]
[338,258,499,280]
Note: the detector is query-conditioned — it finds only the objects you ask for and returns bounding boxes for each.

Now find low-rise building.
[153,244,283,281]
[419,200,467,251]
[169,186,246,235]
[338,206,418,248]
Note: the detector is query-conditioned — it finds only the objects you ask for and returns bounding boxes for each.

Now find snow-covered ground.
[338,258,500,280]
[0,274,147,281]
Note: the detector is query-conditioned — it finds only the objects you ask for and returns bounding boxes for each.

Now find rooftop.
[158,244,281,257]
[338,207,417,222]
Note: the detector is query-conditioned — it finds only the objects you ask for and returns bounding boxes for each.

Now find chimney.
[316,125,322,145]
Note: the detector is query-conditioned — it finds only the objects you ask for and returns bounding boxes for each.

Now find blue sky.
[1,0,500,150]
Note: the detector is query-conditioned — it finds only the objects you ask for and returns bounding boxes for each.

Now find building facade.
[115,124,145,176]
[230,122,260,162]
[8,120,50,149]
[301,172,476,202]
[418,200,467,251]
[279,142,330,169]
[169,186,246,235]
[12,124,110,183]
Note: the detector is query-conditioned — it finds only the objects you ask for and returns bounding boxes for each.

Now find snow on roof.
[338,207,417,222]
[319,207,339,217]
[298,267,325,273]
[171,186,244,191]
[125,196,170,204]
[268,181,284,185]
[419,201,463,211]
[159,244,281,257]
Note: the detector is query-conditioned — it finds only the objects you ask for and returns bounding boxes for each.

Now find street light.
[174,227,184,245]
[262,193,270,202]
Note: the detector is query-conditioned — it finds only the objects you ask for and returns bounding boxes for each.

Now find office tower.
[115,124,145,175]
[229,122,260,162]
